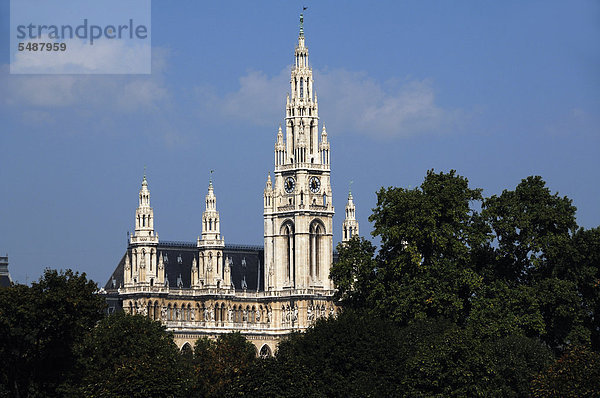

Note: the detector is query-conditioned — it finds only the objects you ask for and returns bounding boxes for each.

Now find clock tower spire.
[264,15,334,292]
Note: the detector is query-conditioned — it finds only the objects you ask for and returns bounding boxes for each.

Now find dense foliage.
[0,269,105,398]
[327,170,600,395]
[74,311,185,398]
[0,170,597,397]
[189,333,257,398]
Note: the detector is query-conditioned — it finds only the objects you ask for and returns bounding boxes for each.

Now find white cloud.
[195,67,461,138]
[316,69,459,138]
[11,37,150,74]
[195,69,288,126]
[1,46,169,113]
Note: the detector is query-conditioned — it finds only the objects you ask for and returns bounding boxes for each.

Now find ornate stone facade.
[104,15,358,355]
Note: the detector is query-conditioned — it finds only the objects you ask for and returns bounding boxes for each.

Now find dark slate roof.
[227,246,264,291]
[0,256,11,288]
[105,242,264,292]
[105,254,125,290]
[0,276,11,288]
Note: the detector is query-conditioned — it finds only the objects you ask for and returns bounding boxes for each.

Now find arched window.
[310,221,325,279]
[300,79,304,98]
[180,343,193,359]
[259,344,272,358]
[282,222,295,285]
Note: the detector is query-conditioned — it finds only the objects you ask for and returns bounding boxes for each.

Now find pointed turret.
[201,176,221,241]
[198,174,228,290]
[129,172,159,287]
[264,172,273,214]
[275,126,285,166]
[281,10,321,166]
[320,125,330,165]
[134,174,154,237]
[342,184,359,242]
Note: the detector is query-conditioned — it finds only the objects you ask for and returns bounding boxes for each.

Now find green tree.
[230,310,405,398]
[191,333,257,398]
[0,269,105,398]
[401,320,553,397]
[467,281,545,340]
[330,236,377,307]
[365,170,484,324]
[401,319,490,397]
[482,175,577,283]
[548,227,600,349]
[75,311,185,398]
[483,335,553,397]
[532,345,600,397]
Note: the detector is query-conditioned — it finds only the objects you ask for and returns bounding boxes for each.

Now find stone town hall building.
[104,15,360,356]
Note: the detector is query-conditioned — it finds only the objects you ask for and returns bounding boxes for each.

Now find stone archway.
[259,344,272,358]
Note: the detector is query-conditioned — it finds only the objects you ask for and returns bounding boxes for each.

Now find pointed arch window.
[310,221,324,280]
[282,222,295,285]
[300,79,304,98]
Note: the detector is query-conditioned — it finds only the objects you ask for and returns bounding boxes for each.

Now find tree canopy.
[0,269,105,398]
[74,311,185,398]
[328,170,599,395]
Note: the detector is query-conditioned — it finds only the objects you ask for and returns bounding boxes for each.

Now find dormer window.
[163,253,169,264]
[177,254,182,264]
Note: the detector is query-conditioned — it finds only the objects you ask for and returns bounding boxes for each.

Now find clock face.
[309,176,321,193]
[284,177,296,193]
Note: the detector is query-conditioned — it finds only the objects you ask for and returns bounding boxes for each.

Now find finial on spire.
[349,180,354,197]
[142,166,148,186]
[209,169,214,186]
[300,7,307,36]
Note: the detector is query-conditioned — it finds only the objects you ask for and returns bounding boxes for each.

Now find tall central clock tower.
[264,14,334,292]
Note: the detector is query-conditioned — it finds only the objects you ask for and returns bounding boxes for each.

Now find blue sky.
[0,1,598,285]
